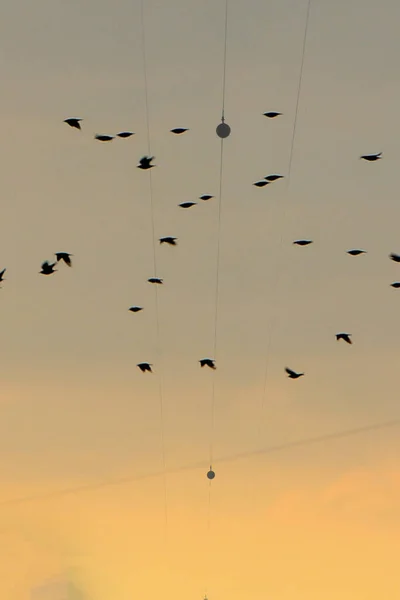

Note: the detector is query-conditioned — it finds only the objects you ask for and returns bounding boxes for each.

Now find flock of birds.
[14,114,390,380]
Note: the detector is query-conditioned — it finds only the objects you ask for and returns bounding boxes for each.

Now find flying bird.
[95,134,114,142]
[265,174,284,181]
[137,156,155,170]
[0,268,6,282]
[336,332,352,344]
[159,237,177,246]
[263,112,282,118]
[148,277,163,284]
[137,362,152,373]
[129,306,143,312]
[179,202,196,208]
[293,240,313,246]
[200,195,214,201]
[253,180,270,188]
[391,282,400,288]
[200,358,216,370]
[389,253,400,263]
[40,261,57,275]
[55,252,72,267]
[360,152,382,161]
[64,118,82,130]
[347,249,366,256]
[116,131,134,138]
[170,128,189,134]
[285,367,304,379]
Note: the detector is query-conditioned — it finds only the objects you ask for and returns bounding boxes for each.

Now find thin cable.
[140,0,168,541]
[221,0,229,118]
[2,416,399,508]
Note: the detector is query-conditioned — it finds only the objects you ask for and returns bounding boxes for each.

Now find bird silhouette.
[253,180,270,188]
[116,131,134,138]
[40,261,57,275]
[200,195,214,201]
[389,253,400,263]
[64,118,82,130]
[293,240,313,246]
[95,134,114,142]
[137,362,152,373]
[391,282,400,288]
[347,249,366,256]
[179,202,196,208]
[263,112,282,118]
[285,367,304,379]
[148,277,163,284]
[137,156,155,170]
[360,152,382,161]
[265,174,284,181]
[129,306,143,312]
[0,268,6,282]
[200,358,216,370]
[159,237,177,246]
[336,333,352,344]
[55,252,72,267]
[170,128,189,134]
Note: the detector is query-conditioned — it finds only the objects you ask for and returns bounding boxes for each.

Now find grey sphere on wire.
[55,252,72,267]
[360,152,382,161]
[64,118,82,130]
[159,237,177,246]
[199,358,216,370]
[253,180,270,188]
[336,332,352,344]
[179,202,197,208]
[285,367,304,379]
[95,134,114,142]
[207,469,215,480]
[389,253,400,263]
[129,306,143,312]
[137,156,155,170]
[40,261,57,275]
[170,128,189,134]
[137,362,152,373]
[263,112,282,118]
[347,249,366,256]
[293,240,313,246]
[391,282,400,288]
[116,131,134,138]
[265,174,284,181]
[148,277,163,284]
[200,194,214,201]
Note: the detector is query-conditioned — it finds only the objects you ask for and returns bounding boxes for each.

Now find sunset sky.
[1,0,400,598]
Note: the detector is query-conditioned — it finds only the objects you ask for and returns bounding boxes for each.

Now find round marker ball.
[216,122,231,139]
[207,469,215,480]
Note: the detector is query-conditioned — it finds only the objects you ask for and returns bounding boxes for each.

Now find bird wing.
[285,367,296,376]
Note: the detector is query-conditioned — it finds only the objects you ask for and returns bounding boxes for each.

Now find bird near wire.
[0,268,6,283]
[285,367,304,379]
[265,174,284,181]
[389,253,400,263]
[137,156,155,170]
[199,358,216,370]
[253,180,270,188]
[336,332,352,344]
[360,152,382,161]
[40,261,57,275]
[391,282,400,288]
[263,112,282,118]
[170,128,189,134]
[95,134,114,142]
[55,252,72,267]
[347,249,366,256]
[179,202,197,208]
[116,131,134,138]
[159,237,177,246]
[293,239,313,246]
[148,277,163,284]
[64,118,82,130]
[129,306,143,313]
[199,194,214,201]
[137,362,152,373]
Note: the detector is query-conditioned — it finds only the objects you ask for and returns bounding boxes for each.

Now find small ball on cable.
[207,467,215,480]
[216,121,231,139]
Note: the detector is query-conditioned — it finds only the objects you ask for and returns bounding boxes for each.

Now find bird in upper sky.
[285,367,304,379]
[40,261,57,275]
[64,118,82,130]
[265,174,284,181]
[148,277,163,284]
[129,306,143,312]
[170,128,189,134]
[389,253,400,263]
[336,332,352,344]
[0,268,6,282]
[200,358,216,370]
[253,180,270,188]
[179,202,196,208]
[137,156,155,170]
[116,131,134,138]
[200,195,214,201]
[360,152,382,161]
[55,252,72,267]
[137,362,152,373]
[95,134,114,142]
[159,237,177,246]
[263,112,282,118]
[391,282,400,288]
[347,249,366,256]
[293,240,313,246]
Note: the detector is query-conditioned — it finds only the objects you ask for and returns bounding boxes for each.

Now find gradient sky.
[1,0,400,598]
